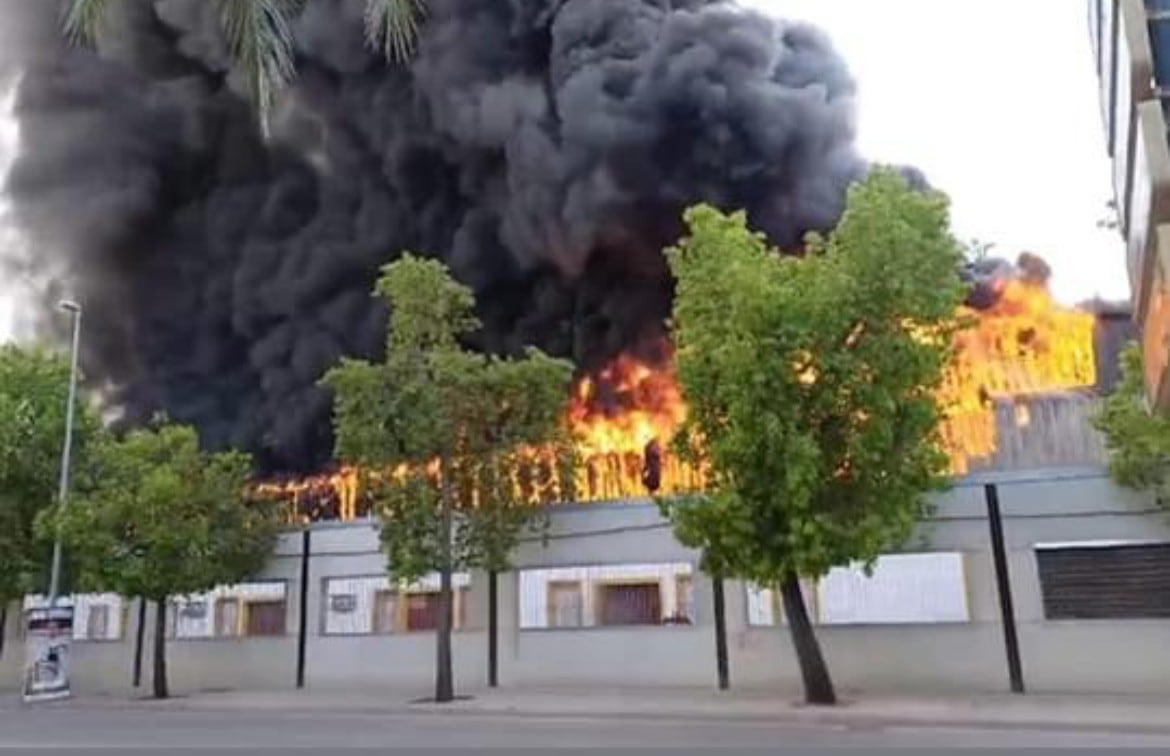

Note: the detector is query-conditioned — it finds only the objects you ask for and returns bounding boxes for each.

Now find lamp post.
[46,300,81,607]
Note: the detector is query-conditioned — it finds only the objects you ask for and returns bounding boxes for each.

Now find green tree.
[0,345,100,651]
[1093,343,1170,499]
[660,169,965,705]
[323,255,575,702]
[63,0,425,132]
[41,422,279,698]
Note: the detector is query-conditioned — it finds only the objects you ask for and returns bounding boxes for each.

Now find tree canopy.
[1093,343,1170,502]
[661,168,965,703]
[0,344,100,606]
[43,421,279,697]
[323,254,575,700]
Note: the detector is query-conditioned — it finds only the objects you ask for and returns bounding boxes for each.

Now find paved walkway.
[15,685,1170,735]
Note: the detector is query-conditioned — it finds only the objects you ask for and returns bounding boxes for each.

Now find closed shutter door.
[1036,543,1170,619]
[601,583,661,626]
[406,594,440,631]
[246,601,287,637]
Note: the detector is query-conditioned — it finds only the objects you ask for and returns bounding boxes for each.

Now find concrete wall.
[3,469,1169,697]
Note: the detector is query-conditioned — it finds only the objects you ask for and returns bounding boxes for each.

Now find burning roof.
[258,254,1127,522]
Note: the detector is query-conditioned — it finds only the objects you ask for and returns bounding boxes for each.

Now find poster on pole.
[22,605,73,703]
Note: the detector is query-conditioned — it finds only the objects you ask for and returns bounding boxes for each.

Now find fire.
[258,267,1099,520]
[566,350,706,500]
[938,277,1097,474]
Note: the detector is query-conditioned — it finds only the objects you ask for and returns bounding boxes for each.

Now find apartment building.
[1089,0,1170,407]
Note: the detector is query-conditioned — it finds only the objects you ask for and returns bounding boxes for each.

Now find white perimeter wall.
[3,469,1169,697]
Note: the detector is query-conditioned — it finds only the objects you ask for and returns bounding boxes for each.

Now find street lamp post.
[46,300,82,607]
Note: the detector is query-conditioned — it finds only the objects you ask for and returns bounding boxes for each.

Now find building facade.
[4,469,1170,696]
[1090,0,1170,407]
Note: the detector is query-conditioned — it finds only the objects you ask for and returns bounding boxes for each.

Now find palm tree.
[62,0,425,132]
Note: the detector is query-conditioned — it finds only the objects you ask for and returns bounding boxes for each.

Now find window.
[548,582,583,628]
[668,576,693,625]
[172,582,288,640]
[1036,542,1170,619]
[215,598,240,638]
[519,563,694,629]
[23,594,125,641]
[747,553,969,626]
[818,552,968,625]
[321,573,471,635]
[373,590,396,635]
[85,605,110,640]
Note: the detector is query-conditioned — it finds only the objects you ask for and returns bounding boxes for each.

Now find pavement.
[2,685,1170,748]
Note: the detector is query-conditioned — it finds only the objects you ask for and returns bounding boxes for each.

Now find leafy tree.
[63,0,425,131]
[41,422,279,698]
[1093,343,1170,500]
[660,169,965,705]
[0,345,100,646]
[323,255,575,702]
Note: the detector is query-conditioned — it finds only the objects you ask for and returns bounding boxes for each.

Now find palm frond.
[364,0,426,64]
[61,0,115,46]
[214,0,304,135]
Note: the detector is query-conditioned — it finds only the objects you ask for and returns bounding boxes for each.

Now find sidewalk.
[42,685,1170,734]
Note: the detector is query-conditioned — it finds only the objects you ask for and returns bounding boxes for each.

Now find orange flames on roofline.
[256,276,1098,521]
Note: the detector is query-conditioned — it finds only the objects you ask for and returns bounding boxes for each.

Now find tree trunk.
[712,575,729,691]
[435,456,455,703]
[152,597,169,700]
[488,570,498,688]
[0,602,7,660]
[779,575,835,706]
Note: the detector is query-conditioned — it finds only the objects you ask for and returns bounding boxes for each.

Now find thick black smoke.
[1,0,867,472]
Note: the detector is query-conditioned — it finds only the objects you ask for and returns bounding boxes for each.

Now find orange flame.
[938,278,1097,473]
[257,272,1098,519]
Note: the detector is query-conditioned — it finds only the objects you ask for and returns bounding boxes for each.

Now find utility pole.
[47,300,82,606]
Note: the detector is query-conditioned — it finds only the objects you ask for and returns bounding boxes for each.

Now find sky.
[0,0,1130,343]
[744,0,1129,305]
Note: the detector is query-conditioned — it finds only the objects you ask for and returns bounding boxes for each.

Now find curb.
[21,692,1170,736]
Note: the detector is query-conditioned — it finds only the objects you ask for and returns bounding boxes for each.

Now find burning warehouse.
[255,254,1137,523]
[5,0,1170,701]
[0,0,1136,519]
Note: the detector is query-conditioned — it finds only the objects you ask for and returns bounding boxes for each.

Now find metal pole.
[984,483,1025,694]
[47,303,81,607]
[712,575,730,691]
[132,598,146,688]
[488,571,498,688]
[296,528,311,689]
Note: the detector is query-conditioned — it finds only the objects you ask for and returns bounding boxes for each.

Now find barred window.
[747,553,969,626]
[172,582,288,640]
[519,563,694,629]
[23,594,125,642]
[322,573,471,635]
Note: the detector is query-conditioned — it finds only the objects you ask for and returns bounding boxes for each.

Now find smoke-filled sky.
[0,0,1131,473]
[745,0,1127,305]
[0,0,1127,346]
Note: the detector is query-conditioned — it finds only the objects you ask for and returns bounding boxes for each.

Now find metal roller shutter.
[1036,543,1170,619]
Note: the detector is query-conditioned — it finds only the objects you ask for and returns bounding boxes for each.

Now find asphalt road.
[1,705,1170,749]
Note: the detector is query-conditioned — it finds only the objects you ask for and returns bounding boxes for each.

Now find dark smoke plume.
[0,0,868,472]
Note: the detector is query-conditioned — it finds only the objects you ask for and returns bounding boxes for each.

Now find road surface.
[1,704,1169,749]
